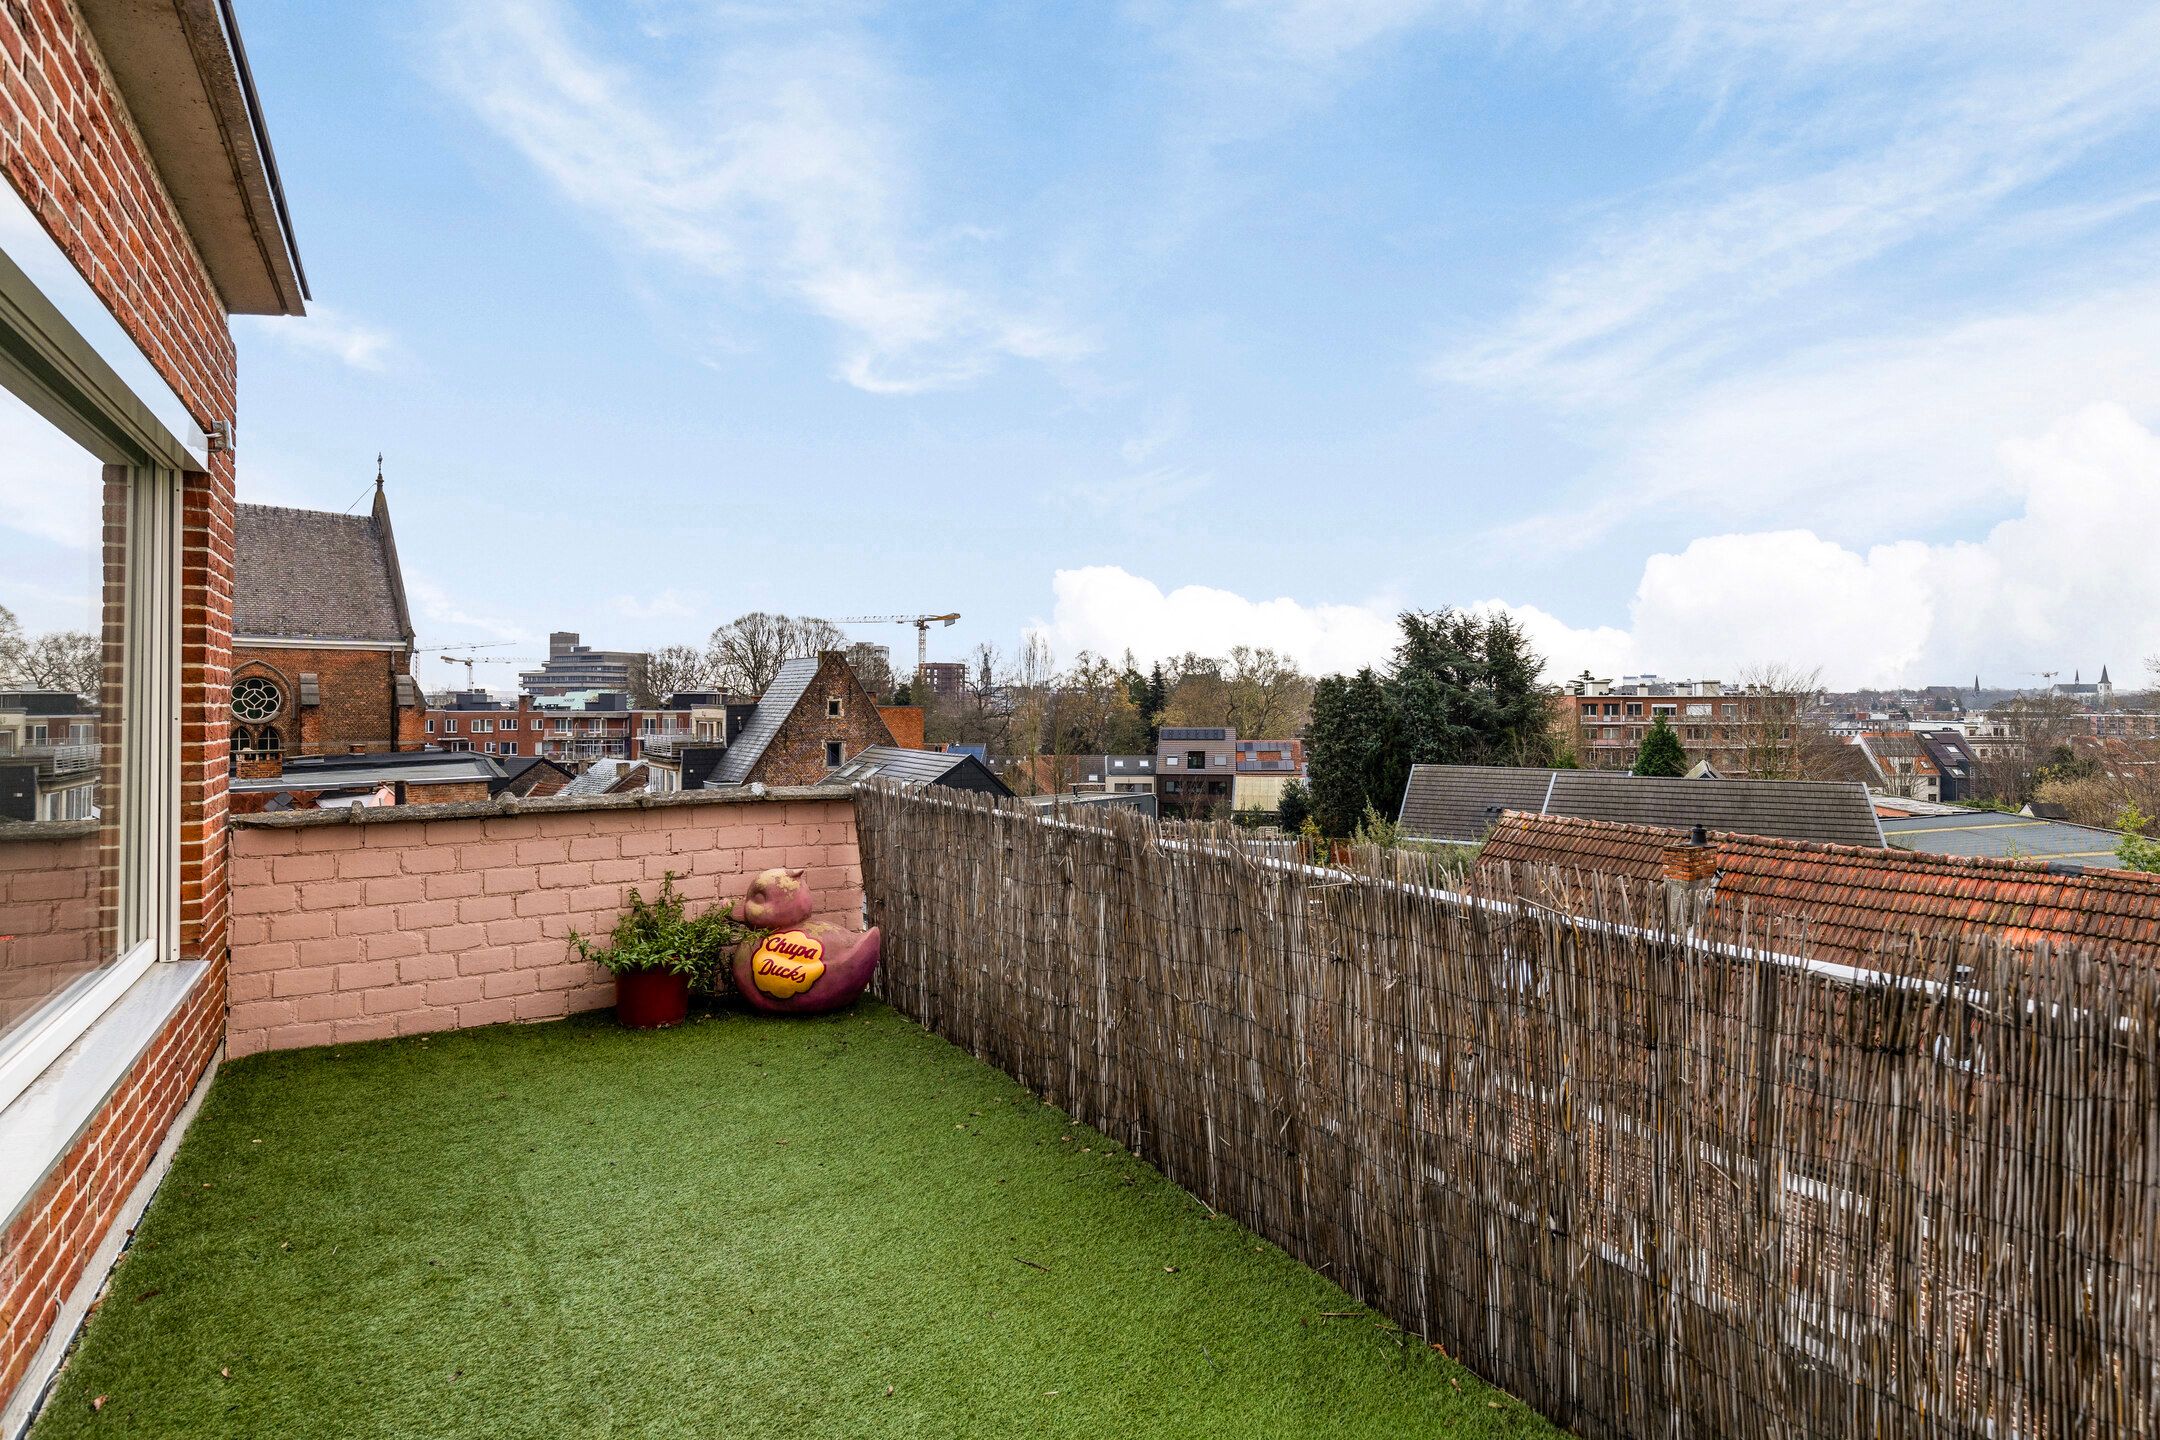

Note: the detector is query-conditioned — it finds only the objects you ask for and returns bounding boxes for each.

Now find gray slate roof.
[560,758,649,798]
[1397,765,1560,844]
[1881,810,2129,869]
[1398,765,1885,848]
[1544,772,1885,848]
[827,745,1013,797]
[234,496,412,644]
[710,656,820,786]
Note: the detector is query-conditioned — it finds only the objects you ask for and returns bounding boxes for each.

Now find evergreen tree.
[1306,668,1400,836]
[1142,662,1170,745]
[1632,715,1688,776]
[1277,779,1312,834]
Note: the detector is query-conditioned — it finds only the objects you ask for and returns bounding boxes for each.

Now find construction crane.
[423,643,542,687]
[834,613,960,688]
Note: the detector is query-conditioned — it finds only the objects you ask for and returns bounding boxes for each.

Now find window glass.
[1,383,131,1042]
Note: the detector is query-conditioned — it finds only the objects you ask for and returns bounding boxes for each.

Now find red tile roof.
[1476,810,2160,969]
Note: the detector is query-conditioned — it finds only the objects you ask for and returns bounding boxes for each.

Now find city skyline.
[183,2,2160,691]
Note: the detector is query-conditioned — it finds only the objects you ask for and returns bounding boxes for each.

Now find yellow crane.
[834,613,960,689]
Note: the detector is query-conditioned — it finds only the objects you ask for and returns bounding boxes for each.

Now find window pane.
[0,383,130,1041]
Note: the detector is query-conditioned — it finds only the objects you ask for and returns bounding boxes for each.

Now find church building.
[229,473,426,776]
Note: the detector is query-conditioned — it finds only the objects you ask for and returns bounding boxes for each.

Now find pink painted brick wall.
[224,796,862,1057]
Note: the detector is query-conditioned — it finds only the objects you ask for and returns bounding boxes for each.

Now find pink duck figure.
[730,867,881,1015]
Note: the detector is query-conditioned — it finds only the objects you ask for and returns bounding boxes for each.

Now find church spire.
[2101,664,2112,686]
[375,452,384,493]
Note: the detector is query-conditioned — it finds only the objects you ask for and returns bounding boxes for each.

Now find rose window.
[232,676,282,722]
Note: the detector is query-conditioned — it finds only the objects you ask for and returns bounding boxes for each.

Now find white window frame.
[0,463,181,1114]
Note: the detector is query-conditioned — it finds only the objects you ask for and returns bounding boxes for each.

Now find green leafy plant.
[1632,716,1688,777]
[2118,804,2160,874]
[1353,802,1399,849]
[569,873,753,985]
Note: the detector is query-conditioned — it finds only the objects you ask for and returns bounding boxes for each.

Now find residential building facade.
[1563,675,1814,774]
[708,652,896,788]
[1156,727,1237,818]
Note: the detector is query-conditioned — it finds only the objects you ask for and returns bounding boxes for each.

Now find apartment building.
[1155,727,1238,818]
[1563,675,1812,773]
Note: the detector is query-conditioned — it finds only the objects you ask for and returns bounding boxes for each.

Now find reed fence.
[855,783,2160,1440]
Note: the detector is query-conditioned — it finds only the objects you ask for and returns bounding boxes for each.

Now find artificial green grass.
[32,1001,1558,1439]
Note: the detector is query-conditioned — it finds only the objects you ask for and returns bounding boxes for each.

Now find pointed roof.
[710,657,821,785]
[2102,665,2112,685]
[234,476,414,645]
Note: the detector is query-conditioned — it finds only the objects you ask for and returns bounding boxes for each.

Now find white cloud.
[435,0,1083,393]
[1041,565,1402,674]
[1493,277,2160,551]
[405,576,529,645]
[609,588,703,623]
[238,305,399,372]
[1064,466,1212,519]
[1043,406,2160,690]
[1617,404,2160,686]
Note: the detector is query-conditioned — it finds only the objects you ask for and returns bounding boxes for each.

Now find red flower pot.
[615,967,690,1029]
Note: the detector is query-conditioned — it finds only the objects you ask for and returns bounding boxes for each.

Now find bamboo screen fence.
[854,784,2160,1440]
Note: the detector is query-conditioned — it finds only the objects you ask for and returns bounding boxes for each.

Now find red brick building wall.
[1,0,246,1411]
[232,646,426,760]
[0,829,99,1035]
[748,654,896,787]
[877,705,926,750]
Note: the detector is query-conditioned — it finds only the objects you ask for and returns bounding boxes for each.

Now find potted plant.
[570,874,749,1029]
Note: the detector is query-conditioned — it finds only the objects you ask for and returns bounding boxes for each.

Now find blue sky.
[224,1,2160,692]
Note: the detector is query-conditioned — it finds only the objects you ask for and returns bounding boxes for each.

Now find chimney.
[1662,824,1717,931]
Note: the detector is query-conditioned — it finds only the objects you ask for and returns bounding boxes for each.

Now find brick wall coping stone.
[0,821,99,844]
[229,785,856,830]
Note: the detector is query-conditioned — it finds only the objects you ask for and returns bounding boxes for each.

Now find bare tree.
[6,627,102,701]
[843,642,897,703]
[1721,663,1832,780]
[924,642,1012,751]
[1222,646,1313,739]
[704,613,847,697]
[643,643,711,703]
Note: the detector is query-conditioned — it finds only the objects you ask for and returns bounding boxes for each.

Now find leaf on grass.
[884,1385,894,1398]
[1163,1265,1179,1273]
[220,1368,231,1380]
[92,1395,108,1411]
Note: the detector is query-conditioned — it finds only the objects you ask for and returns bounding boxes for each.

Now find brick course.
[225,795,864,1057]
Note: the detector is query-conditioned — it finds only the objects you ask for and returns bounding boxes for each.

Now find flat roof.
[1880,811,2130,869]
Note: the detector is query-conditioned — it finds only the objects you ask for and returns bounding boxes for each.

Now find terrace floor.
[30,1002,1554,1439]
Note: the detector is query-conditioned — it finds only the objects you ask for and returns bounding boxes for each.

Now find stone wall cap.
[231,784,854,830]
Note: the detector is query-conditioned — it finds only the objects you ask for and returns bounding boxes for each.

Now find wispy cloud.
[239,304,400,372]
[433,0,1085,394]
[405,575,529,644]
[608,588,704,623]
[1434,11,2160,404]
[1065,465,1212,519]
